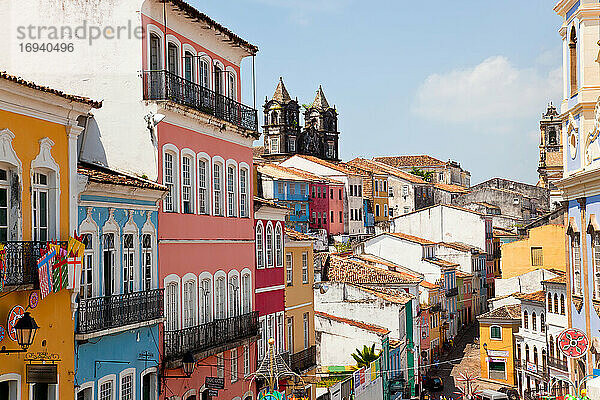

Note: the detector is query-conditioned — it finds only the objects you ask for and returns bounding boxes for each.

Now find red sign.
[7,305,25,342]
[557,328,589,358]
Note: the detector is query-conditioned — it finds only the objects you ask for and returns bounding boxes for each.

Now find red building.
[142,2,261,399]
[308,178,345,236]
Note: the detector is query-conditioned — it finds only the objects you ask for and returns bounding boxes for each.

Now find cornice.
[555,167,600,199]
[554,0,578,16]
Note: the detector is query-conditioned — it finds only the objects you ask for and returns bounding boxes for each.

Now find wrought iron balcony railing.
[445,287,459,297]
[142,70,258,132]
[164,311,259,360]
[0,240,67,288]
[291,345,316,373]
[547,356,568,372]
[77,288,164,334]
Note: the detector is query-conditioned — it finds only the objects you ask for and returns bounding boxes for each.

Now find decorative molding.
[573,295,584,313]
[0,129,22,174]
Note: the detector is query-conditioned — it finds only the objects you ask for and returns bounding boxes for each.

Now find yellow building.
[345,158,390,223]
[478,304,521,386]
[284,229,317,399]
[420,281,442,363]
[0,73,99,400]
[500,224,565,279]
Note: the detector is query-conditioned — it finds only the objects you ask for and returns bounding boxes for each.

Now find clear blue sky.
[192,0,562,185]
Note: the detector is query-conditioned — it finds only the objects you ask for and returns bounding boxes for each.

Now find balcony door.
[103,233,115,297]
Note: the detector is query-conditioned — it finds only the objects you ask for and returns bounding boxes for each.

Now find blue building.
[74,162,166,400]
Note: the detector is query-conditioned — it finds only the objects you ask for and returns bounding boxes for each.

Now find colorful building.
[284,229,317,398]
[0,73,99,400]
[456,271,473,328]
[478,304,521,386]
[346,159,390,223]
[418,281,442,371]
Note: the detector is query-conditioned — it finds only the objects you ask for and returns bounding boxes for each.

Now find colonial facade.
[538,104,564,209]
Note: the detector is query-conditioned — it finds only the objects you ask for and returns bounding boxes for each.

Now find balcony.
[77,289,164,335]
[514,359,548,379]
[164,311,259,361]
[547,356,568,372]
[1,241,66,288]
[291,345,316,373]
[446,287,459,297]
[142,70,258,132]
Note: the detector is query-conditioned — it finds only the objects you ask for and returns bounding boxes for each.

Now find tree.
[409,167,433,182]
[351,344,380,368]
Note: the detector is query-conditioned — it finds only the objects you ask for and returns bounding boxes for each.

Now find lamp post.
[165,352,196,379]
[1,312,39,354]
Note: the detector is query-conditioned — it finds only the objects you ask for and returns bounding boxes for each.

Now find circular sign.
[0,325,5,343]
[558,328,589,358]
[29,292,39,309]
[7,305,25,342]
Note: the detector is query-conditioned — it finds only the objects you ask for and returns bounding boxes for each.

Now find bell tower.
[262,78,300,159]
[537,103,563,208]
[300,85,339,161]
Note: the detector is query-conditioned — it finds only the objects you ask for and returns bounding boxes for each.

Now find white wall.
[494,269,559,297]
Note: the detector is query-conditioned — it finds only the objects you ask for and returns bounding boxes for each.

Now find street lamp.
[182,352,195,377]
[1,312,39,354]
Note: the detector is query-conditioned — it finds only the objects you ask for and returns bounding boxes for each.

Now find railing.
[77,289,164,334]
[430,304,442,313]
[547,356,568,371]
[515,359,549,378]
[291,345,316,372]
[446,287,459,297]
[164,311,259,360]
[1,241,67,288]
[142,70,258,132]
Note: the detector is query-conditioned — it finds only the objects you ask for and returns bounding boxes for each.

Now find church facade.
[262,78,340,161]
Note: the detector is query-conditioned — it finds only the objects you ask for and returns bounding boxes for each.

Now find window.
[32,172,48,241]
[289,138,296,152]
[384,204,388,217]
[149,34,161,70]
[300,184,306,196]
[182,156,193,214]
[358,185,362,197]
[531,247,543,266]
[330,211,334,223]
[199,59,209,88]
[275,225,283,267]
[290,184,296,195]
[561,294,565,315]
[266,225,274,267]
[123,234,135,294]
[374,180,378,193]
[120,373,133,400]
[303,312,309,349]
[217,353,224,379]
[570,27,578,95]
[554,293,559,314]
[523,310,528,329]
[330,189,333,199]
[228,72,236,100]
[229,275,239,317]
[302,252,309,283]
[230,348,238,382]
[548,293,552,313]
[573,234,582,295]
[99,380,113,400]
[240,168,249,218]
[312,186,316,198]
[490,325,501,339]
[242,273,251,314]
[286,252,293,285]
[339,189,342,200]
[183,279,197,328]
[323,212,327,225]
[488,360,506,380]
[166,282,179,330]
[244,344,250,377]
[287,317,294,354]
[327,142,335,158]
[339,210,343,223]
[213,163,223,216]
[402,186,409,196]
[200,278,212,323]
[375,204,380,217]
[227,165,236,217]
[540,313,545,332]
[532,312,537,331]
[256,224,264,268]
[167,43,178,75]
[103,233,116,296]
[198,159,209,215]
[404,206,410,214]
[184,51,194,82]
[163,152,176,212]
[270,137,279,154]
[215,277,226,319]
[142,234,153,291]
[81,234,94,299]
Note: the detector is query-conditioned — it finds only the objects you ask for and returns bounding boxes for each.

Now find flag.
[359,367,365,386]
[365,366,371,383]
[371,359,379,380]
[49,245,68,292]
[38,248,56,299]
[0,244,5,292]
[67,236,84,290]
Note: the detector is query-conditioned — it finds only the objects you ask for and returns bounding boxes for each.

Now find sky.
[191,0,563,185]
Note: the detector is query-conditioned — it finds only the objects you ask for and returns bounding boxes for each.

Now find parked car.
[423,376,444,392]
[498,387,519,400]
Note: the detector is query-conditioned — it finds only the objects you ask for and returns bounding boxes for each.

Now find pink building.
[309,180,345,236]
[143,2,260,399]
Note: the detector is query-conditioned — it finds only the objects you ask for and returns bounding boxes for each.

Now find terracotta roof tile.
[434,183,468,194]
[478,304,522,321]
[285,228,312,241]
[425,258,459,268]
[387,232,436,245]
[78,162,165,190]
[253,146,265,158]
[420,281,439,289]
[293,155,360,176]
[374,155,447,168]
[357,285,414,305]
[348,158,428,184]
[437,242,485,253]
[327,255,421,284]
[543,275,567,285]
[515,290,546,303]
[258,164,343,184]
[315,311,390,335]
[473,202,500,209]
[1,71,101,107]
[254,196,289,210]
[493,227,518,237]
[352,254,423,281]
[456,271,473,278]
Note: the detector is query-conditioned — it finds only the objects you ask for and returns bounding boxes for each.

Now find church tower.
[262,77,300,159]
[299,85,339,161]
[537,103,563,208]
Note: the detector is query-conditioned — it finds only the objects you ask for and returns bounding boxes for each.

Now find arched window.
[548,293,552,313]
[275,224,283,267]
[215,276,226,319]
[199,58,210,88]
[240,167,249,218]
[142,233,153,291]
[572,234,582,295]
[122,233,135,294]
[102,232,116,296]
[213,162,224,216]
[163,150,178,212]
[561,294,565,315]
[214,64,224,95]
[524,310,529,329]
[256,224,264,269]
[542,349,547,368]
[569,27,577,95]
[182,155,194,214]
[182,278,197,328]
[229,275,239,317]
[227,165,237,217]
[184,51,195,82]
[80,233,94,299]
[549,335,554,358]
[198,158,210,215]
[532,312,537,331]
[228,71,236,100]
[540,313,545,332]
[517,344,522,361]
[533,346,538,366]
[166,281,179,331]
[525,344,530,362]
[149,34,161,70]
[200,277,212,324]
[242,272,251,314]
[266,224,274,267]
[554,293,559,314]
[167,42,179,75]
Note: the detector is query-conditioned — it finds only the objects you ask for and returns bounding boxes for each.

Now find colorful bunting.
[67,236,84,290]
[0,244,5,292]
[37,247,56,299]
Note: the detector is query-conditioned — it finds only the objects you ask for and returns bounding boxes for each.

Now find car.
[498,387,519,400]
[423,376,444,392]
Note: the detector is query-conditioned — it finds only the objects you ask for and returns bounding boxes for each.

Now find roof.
[1,71,101,108]
[293,155,360,176]
[374,155,447,168]
[493,227,518,237]
[311,85,330,109]
[254,196,289,210]
[165,0,258,54]
[543,275,567,285]
[437,242,484,253]
[285,228,312,241]
[434,183,468,194]
[425,258,459,268]
[357,285,415,305]
[78,161,166,191]
[315,311,390,335]
[515,291,546,303]
[272,77,291,103]
[392,204,486,220]
[473,202,501,209]
[253,146,265,158]
[456,270,473,278]
[258,163,343,184]
[353,254,423,281]
[478,304,522,321]
[420,280,439,289]
[327,255,422,284]
[386,232,436,245]
[347,158,427,184]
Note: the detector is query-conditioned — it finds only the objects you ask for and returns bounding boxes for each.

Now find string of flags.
[353,358,381,394]
[37,235,85,299]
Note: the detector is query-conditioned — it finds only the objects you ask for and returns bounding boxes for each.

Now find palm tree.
[351,344,380,368]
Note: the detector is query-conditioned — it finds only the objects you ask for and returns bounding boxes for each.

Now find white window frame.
[239,164,250,218]
[163,146,179,212]
[199,272,213,324]
[139,368,158,400]
[302,252,309,284]
[228,271,240,317]
[31,171,49,242]
[275,223,283,267]
[197,153,211,215]
[241,269,252,314]
[217,353,225,379]
[182,274,198,328]
[266,222,274,268]
[287,317,294,354]
[490,325,502,340]
[227,163,237,217]
[119,368,136,400]
[164,275,181,331]
[98,374,117,400]
[122,231,136,294]
[243,344,250,377]
[214,272,227,320]
[181,151,195,214]
[0,373,21,400]
[286,252,293,285]
[198,55,211,89]
[230,348,238,382]
[303,312,309,349]
[256,222,265,269]
[212,158,225,216]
